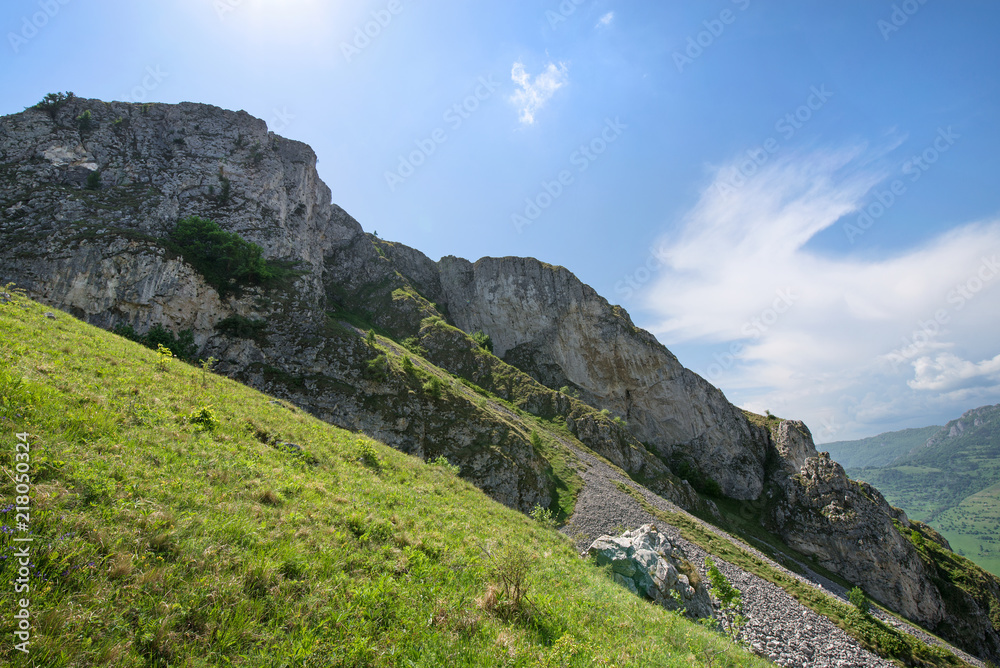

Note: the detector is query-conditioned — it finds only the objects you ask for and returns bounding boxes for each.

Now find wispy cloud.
[639,146,1000,441]
[509,60,569,125]
[597,11,615,28]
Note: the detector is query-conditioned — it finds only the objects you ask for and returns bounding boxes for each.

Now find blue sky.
[3,0,1000,441]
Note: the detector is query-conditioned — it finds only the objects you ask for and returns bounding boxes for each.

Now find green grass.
[0,292,772,667]
[612,481,971,668]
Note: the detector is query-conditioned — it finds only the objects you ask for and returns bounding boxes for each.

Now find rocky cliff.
[1,96,998,663]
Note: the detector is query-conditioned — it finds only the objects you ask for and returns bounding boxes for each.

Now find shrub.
[401,336,427,357]
[365,354,388,380]
[430,455,459,475]
[218,176,231,205]
[481,542,533,619]
[530,504,556,528]
[85,170,101,190]
[215,314,267,340]
[423,377,443,399]
[470,330,493,353]
[199,357,217,389]
[114,323,198,362]
[76,109,93,132]
[145,324,197,361]
[848,586,870,615]
[358,441,382,471]
[401,355,414,375]
[167,216,281,297]
[188,405,219,432]
[706,557,746,642]
[365,329,377,346]
[530,431,542,450]
[32,91,73,118]
[156,344,173,371]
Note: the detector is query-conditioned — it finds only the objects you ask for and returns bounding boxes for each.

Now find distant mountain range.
[828,405,1000,577]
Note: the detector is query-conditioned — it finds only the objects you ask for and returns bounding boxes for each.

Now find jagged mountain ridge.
[1,96,999,663]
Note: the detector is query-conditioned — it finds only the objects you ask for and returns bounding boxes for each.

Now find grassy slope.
[0,294,771,668]
[823,426,941,469]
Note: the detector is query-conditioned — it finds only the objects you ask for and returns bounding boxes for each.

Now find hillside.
[2,95,1000,665]
[846,405,1000,578]
[824,426,942,469]
[0,290,774,667]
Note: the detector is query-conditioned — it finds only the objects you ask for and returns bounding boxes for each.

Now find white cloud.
[908,352,1000,392]
[597,11,615,27]
[639,146,1000,441]
[509,60,569,125]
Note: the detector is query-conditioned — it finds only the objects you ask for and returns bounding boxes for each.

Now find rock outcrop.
[588,524,714,619]
[766,434,1000,663]
[398,253,771,501]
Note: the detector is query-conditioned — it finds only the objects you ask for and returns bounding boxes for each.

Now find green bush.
[530,503,556,528]
[76,109,93,132]
[215,314,267,340]
[848,586,870,615]
[400,336,427,357]
[113,323,198,361]
[401,354,414,375]
[167,216,278,297]
[706,557,746,642]
[482,542,533,619]
[470,330,493,353]
[429,455,459,474]
[188,405,219,432]
[85,170,101,190]
[422,377,443,399]
[32,91,73,118]
[365,353,388,380]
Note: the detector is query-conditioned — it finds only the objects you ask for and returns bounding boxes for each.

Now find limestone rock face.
[773,420,818,474]
[588,524,713,619]
[431,255,769,500]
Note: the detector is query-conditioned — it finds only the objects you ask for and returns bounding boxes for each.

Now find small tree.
[481,542,533,619]
[470,330,493,353]
[705,557,746,643]
[848,586,870,616]
[156,344,173,371]
[423,377,443,399]
[200,357,218,388]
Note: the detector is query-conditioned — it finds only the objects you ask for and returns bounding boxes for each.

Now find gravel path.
[558,441,985,668]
